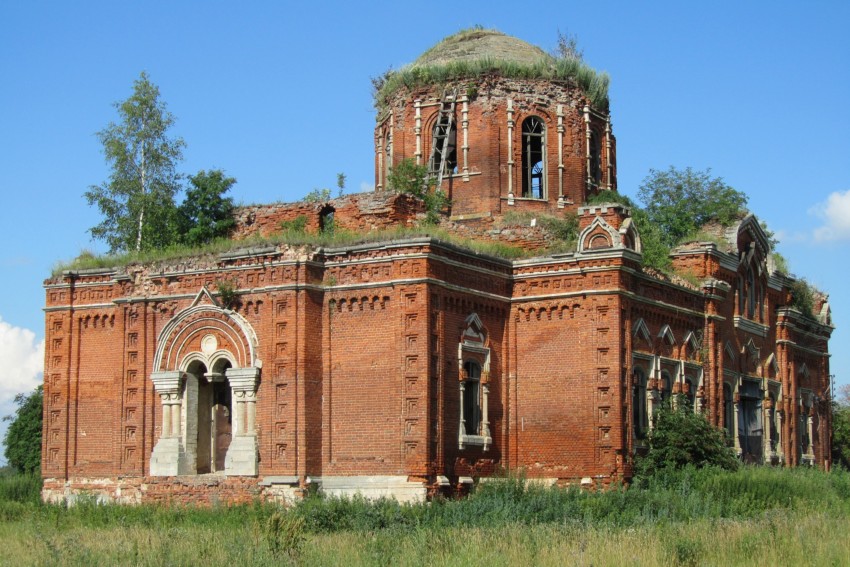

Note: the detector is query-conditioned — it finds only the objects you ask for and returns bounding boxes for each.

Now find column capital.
[150,371,185,395]
[226,366,261,393]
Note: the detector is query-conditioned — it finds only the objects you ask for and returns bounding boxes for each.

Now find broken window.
[462,361,481,436]
[684,377,696,409]
[738,379,763,464]
[746,266,756,319]
[589,129,601,188]
[457,313,492,450]
[723,383,734,442]
[660,370,673,405]
[319,206,335,234]
[768,393,779,452]
[521,116,546,199]
[429,115,457,176]
[633,367,648,439]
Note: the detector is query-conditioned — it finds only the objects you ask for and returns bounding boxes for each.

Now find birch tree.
[85,72,185,252]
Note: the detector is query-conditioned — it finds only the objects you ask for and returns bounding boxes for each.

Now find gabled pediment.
[190,286,220,308]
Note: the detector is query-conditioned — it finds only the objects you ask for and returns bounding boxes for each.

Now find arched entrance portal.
[149,294,261,477]
[185,358,233,474]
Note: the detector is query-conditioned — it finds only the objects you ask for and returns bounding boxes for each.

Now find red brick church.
[41,30,833,504]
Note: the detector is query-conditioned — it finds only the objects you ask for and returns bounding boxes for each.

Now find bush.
[635,399,738,482]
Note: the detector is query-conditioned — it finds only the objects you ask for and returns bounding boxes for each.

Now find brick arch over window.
[153,303,259,372]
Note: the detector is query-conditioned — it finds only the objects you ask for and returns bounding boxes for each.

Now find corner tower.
[374,29,616,217]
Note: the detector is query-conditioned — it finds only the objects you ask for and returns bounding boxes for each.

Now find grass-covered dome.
[413,28,550,68]
[374,28,610,112]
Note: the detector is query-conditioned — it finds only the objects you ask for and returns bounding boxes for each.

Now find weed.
[215,278,239,309]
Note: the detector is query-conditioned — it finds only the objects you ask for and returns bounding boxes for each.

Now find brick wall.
[43,209,832,504]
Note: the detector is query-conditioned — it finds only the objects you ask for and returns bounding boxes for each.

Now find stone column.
[149,371,187,476]
[457,381,466,449]
[224,366,261,476]
[481,368,491,451]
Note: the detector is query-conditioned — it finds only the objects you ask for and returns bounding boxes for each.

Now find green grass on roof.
[375,29,610,111]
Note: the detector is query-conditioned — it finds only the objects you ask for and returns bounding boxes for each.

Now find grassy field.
[2,467,849,566]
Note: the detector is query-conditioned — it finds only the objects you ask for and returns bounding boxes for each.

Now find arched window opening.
[429,115,457,176]
[769,393,779,452]
[521,116,546,199]
[660,371,673,405]
[800,405,811,458]
[723,383,734,442]
[462,361,481,436]
[746,266,756,319]
[589,130,602,188]
[633,367,648,439]
[319,205,335,234]
[685,377,696,410]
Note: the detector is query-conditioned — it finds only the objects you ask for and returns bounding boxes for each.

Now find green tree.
[3,386,43,474]
[85,71,185,252]
[587,190,672,271]
[635,399,738,481]
[637,166,748,248]
[832,384,850,469]
[177,170,236,246]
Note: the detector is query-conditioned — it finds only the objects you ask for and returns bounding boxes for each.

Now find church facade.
[41,31,832,504]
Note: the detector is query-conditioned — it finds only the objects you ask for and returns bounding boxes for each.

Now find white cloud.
[811,190,850,241]
[0,316,44,404]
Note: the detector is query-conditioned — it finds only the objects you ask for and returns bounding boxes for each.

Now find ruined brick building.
[42,30,833,504]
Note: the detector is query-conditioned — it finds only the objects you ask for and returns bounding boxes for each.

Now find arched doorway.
[186,358,233,474]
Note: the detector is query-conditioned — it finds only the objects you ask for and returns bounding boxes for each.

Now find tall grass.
[51,225,534,277]
[375,56,610,111]
[2,467,849,564]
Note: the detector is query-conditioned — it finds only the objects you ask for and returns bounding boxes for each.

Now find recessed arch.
[153,302,259,373]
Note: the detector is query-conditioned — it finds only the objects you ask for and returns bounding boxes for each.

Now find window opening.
[768,393,779,452]
[660,371,673,405]
[589,130,601,188]
[684,377,696,409]
[723,383,734,441]
[319,205,335,234]
[462,361,481,436]
[633,367,648,439]
[521,116,545,199]
[800,406,811,457]
[738,379,763,464]
[746,266,756,319]
[429,114,457,176]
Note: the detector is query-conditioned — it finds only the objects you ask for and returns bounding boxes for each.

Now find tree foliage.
[587,190,672,271]
[3,386,43,474]
[637,166,748,248]
[176,170,236,247]
[635,400,739,481]
[833,385,850,469]
[85,71,185,253]
[387,158,449,225]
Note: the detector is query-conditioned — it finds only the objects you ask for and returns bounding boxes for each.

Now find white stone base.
[311,476,427,503]
[224,435,258,476]
[150,437,185,476]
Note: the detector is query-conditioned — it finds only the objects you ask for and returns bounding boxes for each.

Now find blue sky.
[1,1,848,462]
